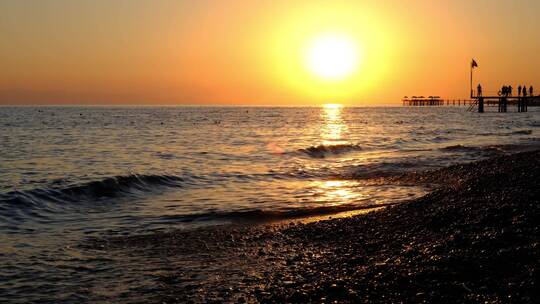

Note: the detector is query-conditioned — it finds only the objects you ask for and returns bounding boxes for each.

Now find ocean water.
[1,105,539,302]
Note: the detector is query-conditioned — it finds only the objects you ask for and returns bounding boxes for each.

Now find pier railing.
[403,95,539,112]
[469,95,540,113]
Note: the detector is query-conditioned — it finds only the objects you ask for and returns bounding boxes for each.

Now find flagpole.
[470,65,473,98]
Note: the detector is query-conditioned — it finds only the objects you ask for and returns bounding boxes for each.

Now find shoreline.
[82,150,540,303]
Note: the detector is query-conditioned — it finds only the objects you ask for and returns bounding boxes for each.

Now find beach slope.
[85,150,540,303]
[257,150,540,303]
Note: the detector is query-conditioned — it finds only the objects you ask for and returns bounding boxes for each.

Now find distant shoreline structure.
[402,96,472,106]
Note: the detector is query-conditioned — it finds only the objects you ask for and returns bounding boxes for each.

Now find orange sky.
[1,0,540,106]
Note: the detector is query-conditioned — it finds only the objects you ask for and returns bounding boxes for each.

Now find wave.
[439,143,540,154]
[439,144,507,154]
[511,129,533,135]
[0,170,337,223]
[0,174,185,212]
[298,143,363,158]
[154,202,397,224]
[432,136,451,142]
[441,144,486,152]
[341,161,437,180]
[63,174,184,197]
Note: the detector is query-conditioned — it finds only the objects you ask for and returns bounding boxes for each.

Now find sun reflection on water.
[321,103,348,145]
[310,180,362,206]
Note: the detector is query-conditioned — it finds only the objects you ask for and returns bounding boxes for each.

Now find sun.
[305,33,360,80]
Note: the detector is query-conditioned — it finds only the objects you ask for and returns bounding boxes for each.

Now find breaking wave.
[511,129,533,135]
[299,144,363,158]
[0,174,185,214]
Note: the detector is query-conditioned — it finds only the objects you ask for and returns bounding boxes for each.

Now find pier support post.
[498,97,508,112]
[478,97,484,113]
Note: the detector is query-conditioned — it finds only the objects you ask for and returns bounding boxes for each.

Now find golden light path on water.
[150,104,424,219]
[309,180,361,207]
[321,103,348,145]
[315,104,357,206]
[308,104,421,210]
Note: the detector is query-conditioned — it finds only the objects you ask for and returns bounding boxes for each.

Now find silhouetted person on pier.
[477,84,482,97]
[523,86,527,97]
[530,86,534,97]
[502,85,511,97]
[509,85,513,96]
[518,85,522,96]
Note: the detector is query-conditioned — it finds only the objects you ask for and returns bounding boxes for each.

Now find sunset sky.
[1,0,540,106]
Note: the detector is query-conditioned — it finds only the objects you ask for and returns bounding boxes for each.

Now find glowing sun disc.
[306,34,359,80]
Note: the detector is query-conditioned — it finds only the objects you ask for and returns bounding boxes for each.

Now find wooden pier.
[470,95,540,113]
[402,96,474,106]
[403,95,540,112]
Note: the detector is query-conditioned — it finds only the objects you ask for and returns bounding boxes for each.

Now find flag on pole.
[471,59,478,68]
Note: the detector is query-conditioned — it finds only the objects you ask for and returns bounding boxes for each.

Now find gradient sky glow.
[1,0,540,105]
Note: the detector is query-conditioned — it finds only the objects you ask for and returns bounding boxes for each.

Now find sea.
[1,105,539,302]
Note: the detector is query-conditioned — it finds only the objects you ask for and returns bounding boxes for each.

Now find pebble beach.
[81,150,540,303]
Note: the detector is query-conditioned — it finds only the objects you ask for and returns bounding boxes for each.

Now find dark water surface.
[1,106,539,302]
